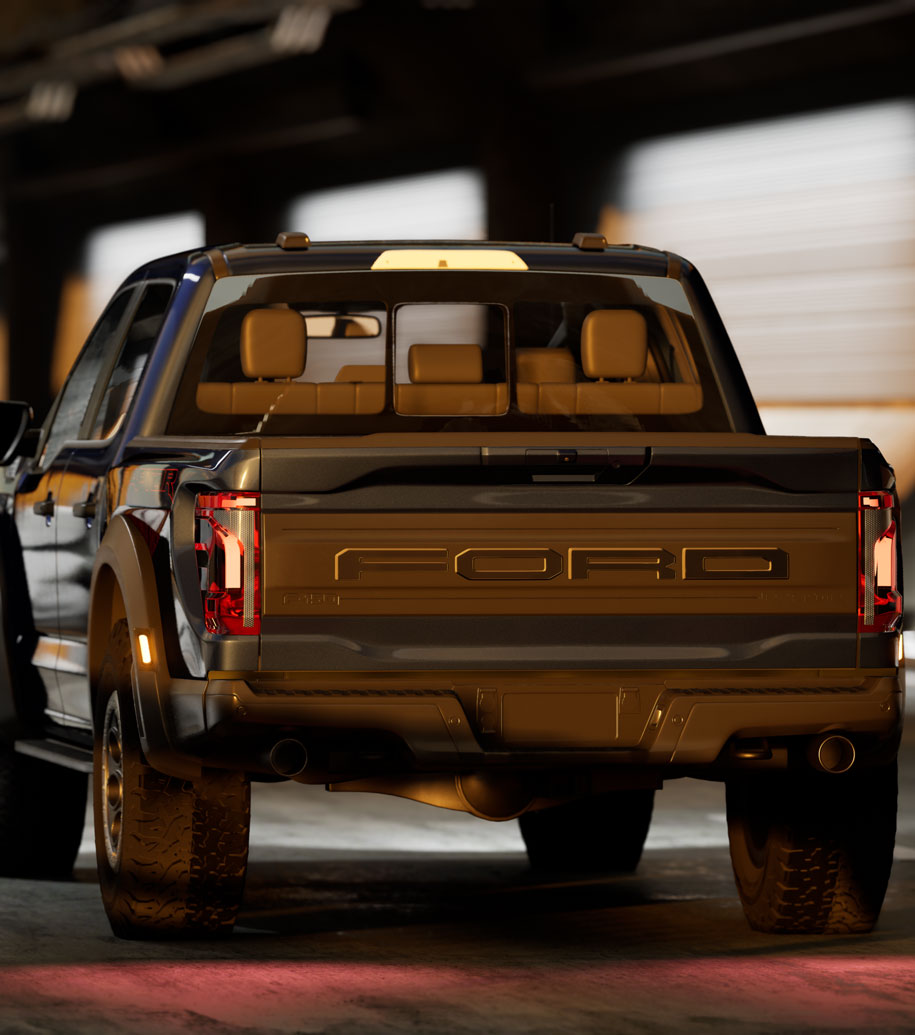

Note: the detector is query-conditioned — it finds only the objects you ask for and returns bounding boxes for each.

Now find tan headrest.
[335,365,385,382]
[581,310,647,380]
[516,348,577,383]
[241,309,306,380]
[408,344,483,384]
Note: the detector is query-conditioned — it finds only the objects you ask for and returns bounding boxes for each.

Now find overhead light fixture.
[113,45,164,82]
[25,81,76,123]
[270,3,333,54]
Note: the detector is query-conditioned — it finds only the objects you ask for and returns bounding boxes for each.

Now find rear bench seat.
[516,309,701,415]
[515,347,577,414]
[196,310,385,415]
[394,344,507,415]
[197,309,700,418]
[317,365,385,415]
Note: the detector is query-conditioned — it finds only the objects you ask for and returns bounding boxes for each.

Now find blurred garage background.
[0,0,913,601]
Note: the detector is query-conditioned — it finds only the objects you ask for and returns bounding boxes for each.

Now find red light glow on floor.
[1,956,914,1033]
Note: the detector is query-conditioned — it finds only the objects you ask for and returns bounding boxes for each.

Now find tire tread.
[95,620,250,939]
[726,766,896,934]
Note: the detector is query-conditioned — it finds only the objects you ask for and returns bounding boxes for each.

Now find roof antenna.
[548,202,555,243]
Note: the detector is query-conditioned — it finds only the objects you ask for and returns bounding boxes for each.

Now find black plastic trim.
[859,634,897,669]
[260,614,856,671]
[261,483,855,513]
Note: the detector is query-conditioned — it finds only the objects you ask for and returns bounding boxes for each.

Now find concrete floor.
[1,721,913,1033]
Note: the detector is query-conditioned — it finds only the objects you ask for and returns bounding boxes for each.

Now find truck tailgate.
[256,437,865,672]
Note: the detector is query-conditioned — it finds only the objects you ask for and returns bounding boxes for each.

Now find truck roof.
[123,237,681,287]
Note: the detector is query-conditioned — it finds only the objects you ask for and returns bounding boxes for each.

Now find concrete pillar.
[4,198,80,419]
[483,118,612,244]
[200,173,294,247]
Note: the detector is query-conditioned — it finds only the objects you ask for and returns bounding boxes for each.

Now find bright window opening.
[52,211,204,393]
[611,99,915,493]
[287,168,486,241]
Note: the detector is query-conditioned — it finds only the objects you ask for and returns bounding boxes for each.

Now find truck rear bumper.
[146,666,904,779]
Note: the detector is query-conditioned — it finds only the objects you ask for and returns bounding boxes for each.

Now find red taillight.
[858,491,901,634]
[195,492,260,635]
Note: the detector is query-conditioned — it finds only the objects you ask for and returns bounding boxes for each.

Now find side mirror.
[0,401,33,466]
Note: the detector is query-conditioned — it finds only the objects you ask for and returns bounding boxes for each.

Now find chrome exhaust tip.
[809,734,856,774]
[269,739,309,778]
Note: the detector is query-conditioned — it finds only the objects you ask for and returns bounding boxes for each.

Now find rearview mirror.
[0,401,32,466]
[303,314,382,339]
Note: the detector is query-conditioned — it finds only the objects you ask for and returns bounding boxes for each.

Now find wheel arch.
[89,515,163,692]
[87,514,201,778]
[88,562,127,692]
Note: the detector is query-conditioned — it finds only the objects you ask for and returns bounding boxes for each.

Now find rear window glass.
[166,270,731,435]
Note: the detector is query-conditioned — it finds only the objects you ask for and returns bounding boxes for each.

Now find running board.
[14,738,93,773]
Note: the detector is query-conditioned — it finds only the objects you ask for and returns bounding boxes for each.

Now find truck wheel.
[0,743,87,879]
[726,765,897,934]
[519,789,655,872]
[93,619,250,939]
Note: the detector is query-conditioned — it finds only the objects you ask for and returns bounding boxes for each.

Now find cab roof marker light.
[572,232,608,251]
[276,231,311,250]
[371,249,528,271]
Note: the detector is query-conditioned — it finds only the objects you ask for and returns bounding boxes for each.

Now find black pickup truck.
[0,232,903,939]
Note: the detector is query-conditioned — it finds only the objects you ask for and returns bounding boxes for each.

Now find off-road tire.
[0,742,87,879]
[93,619,250,939]
[519,789,655,873]
[726,764,897,934]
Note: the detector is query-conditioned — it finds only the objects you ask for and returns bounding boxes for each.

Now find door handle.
[32,493,55,517]
[72,493,97,519]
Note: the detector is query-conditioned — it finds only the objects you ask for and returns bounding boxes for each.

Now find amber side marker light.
[137,633,152,666]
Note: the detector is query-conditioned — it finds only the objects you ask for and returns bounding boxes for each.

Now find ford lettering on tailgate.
[334,547,790,581]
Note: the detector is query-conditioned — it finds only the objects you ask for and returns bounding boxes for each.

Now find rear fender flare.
[90,514,200,780]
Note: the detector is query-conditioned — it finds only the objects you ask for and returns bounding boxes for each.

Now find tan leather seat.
[315,364,386,414]
[395,344,507,415]
[574,309,701,413]
[196,380,319,415]
[334,365,385,382]
[580,309,648,380]
[317,382,385,414]
[197,309,320,415]
[516,347,577,414]
[516,348,577,384]
[240,309,306,379]
[575,309,657,413]
[513,310,701,415]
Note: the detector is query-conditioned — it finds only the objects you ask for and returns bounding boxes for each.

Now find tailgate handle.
[525,448,584,465]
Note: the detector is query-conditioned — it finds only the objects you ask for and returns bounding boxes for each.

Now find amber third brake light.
[195,492,261,635]
[858,491,902,634]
